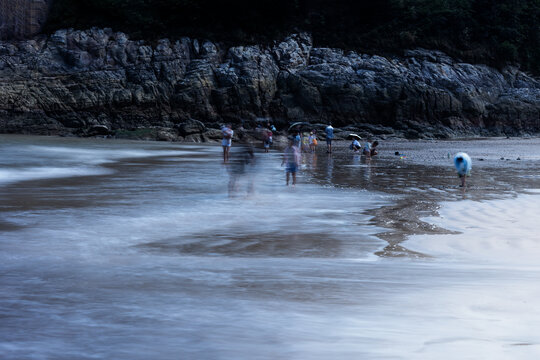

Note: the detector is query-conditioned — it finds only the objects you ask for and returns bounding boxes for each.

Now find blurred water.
[1,135,540,359]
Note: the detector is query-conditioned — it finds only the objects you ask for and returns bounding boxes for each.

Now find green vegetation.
[45,0,540,74]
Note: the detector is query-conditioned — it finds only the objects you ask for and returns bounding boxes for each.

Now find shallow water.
[1,135,540,359]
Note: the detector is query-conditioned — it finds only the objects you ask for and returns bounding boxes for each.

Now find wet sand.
[303,137,540,257]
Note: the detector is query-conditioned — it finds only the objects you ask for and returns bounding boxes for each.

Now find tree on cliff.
[45,0,540,74]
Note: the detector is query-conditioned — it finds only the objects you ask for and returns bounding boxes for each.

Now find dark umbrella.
[287,122,311,132]
[346,133,362,140]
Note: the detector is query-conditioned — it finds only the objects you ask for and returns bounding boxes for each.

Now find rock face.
[0,28,539,139]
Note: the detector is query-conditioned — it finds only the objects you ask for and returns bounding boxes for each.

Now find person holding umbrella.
[347,134,362,152]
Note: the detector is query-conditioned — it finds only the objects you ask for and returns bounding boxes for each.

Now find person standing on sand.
[221,124,233,163]
[263,128,272,153]
[282,137,301,186]
[325,123,334,153]
[294,131,301,148]
[308,130,318,153]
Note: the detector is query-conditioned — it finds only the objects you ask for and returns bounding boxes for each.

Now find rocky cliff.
[0,28,539,140]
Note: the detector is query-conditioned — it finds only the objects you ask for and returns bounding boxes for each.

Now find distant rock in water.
[0,28,539,140]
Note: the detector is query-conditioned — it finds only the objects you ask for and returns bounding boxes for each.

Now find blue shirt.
[325,126,334,139]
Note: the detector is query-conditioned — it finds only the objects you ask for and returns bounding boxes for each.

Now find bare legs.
[223,146,230,163]
[286,171,296,186]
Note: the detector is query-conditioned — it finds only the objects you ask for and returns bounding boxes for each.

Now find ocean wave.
[0,166,115,185]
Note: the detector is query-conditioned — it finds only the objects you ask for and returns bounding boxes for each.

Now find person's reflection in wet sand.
[352,153,360,166]
[307,152,318,170]
[460,183,470,198]
[326,156,334,183]
[227,142,256,198]
[361,155,372,183]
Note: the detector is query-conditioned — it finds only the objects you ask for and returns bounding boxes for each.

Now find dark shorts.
[287,163,298,173]
[326,138,333,145]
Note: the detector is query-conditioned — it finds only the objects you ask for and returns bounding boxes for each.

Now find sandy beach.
[1,135,539,359]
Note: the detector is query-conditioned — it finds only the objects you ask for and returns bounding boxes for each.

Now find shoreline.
[3,129,540,144]
[1,133,538,260]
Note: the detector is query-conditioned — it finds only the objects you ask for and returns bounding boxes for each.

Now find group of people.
[350,138,379,158]
[290,123,336,154]
[222,122,338,161]
[221,122,383,187]
[289,130,318,153]
[222,122,472,188]
[222,122,277,163]
[282,123,354,186]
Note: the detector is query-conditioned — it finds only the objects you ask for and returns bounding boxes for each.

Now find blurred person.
[268,129,273,146]
[281,137,301,186]
[263,128,273,153]
[221,123,233,163]
[294,131,301,147]
[454,152,472,187]
[228,142,256,197]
